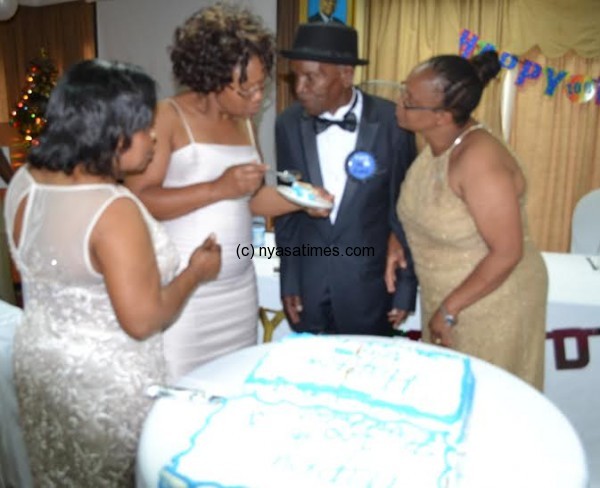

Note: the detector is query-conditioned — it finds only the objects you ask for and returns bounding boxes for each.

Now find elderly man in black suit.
[275,23,417,336]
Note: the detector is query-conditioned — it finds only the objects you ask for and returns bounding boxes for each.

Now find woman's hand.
[428,308,454,347]
[218,162,267,199]
[188,233,221,283]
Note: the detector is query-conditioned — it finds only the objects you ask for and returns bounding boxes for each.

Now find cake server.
[267,169,301,184]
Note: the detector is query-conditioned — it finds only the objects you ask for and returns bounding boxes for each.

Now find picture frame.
[300,0,355,26]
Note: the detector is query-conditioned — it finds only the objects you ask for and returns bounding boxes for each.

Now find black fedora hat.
[280,23,368,66]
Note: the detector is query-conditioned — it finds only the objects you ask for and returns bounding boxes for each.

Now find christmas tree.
[10,49,58,146]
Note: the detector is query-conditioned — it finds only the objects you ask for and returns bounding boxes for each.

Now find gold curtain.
[510,48,600,251]
[276,0,300,114]
[504,0,600,58]
[364,0,600,251]
[0,2,96,124]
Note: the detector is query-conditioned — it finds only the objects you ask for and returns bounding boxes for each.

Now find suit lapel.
[334,93,379,232]
[300,114,324,188]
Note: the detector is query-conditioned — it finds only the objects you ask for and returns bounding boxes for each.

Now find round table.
[136,337,588,488]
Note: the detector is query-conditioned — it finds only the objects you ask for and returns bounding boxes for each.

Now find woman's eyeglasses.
[228,82,269,101]
[398,82,444,112]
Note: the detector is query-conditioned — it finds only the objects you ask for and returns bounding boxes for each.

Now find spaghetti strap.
[244,118,256,151]
[451,123,485,150]
[167,98,195,145]
[244,118,262,162]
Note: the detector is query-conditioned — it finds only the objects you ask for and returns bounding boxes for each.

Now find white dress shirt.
[316,88,362,224]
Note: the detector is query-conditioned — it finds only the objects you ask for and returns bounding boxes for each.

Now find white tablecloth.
[542,252,600,485]
[137,338,588,488]
[255,243,600,486]
[0,300,32,488]
[2,238,598,487]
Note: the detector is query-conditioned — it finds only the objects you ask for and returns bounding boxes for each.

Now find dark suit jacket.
[275,91,417,336]
[308,12,345,24]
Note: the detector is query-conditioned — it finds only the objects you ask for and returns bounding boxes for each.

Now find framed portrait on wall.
[300,0,355,26]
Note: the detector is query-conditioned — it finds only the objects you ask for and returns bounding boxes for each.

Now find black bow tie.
[313,112,357,134]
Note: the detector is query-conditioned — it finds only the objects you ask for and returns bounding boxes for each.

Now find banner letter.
[499,52,518,70]
[544,67,568,96]
[547,328,600,370]
[459,29,479,58]
[516,60,542,86]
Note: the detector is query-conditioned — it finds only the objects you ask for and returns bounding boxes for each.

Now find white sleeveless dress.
[161,99,258,381]
[4,166,179,486]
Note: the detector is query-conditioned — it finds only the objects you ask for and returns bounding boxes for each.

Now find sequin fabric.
[4,167,179,486]
[397,128,547,390]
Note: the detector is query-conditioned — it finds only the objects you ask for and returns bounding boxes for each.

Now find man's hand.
[385,233,407,293]
[282,295,303,324]
[387,308,408,328]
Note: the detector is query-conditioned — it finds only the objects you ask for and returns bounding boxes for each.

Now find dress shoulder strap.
[245,118,256,150]
[244,118,262,162]
[451,123,485,151]
[167,98,195,145]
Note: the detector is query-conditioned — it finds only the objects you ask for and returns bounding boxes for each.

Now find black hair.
[28,59,157,177]
[425,50,501,125]
[170,3,274,94]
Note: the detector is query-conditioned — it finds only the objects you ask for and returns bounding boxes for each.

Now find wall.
[96,0,278,166]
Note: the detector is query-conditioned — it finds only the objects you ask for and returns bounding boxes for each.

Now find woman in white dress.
[126,4,329,381]
[4,60,221,486]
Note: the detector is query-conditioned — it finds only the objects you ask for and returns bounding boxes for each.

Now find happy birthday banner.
[459,29,600,106]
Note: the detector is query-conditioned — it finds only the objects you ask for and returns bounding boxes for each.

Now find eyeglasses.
[228,82,269,100]
[398,82,444,112]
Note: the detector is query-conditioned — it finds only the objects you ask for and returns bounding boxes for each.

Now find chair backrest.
[570,188,600,254]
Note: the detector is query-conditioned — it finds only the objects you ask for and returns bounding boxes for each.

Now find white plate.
[276,185,333,210]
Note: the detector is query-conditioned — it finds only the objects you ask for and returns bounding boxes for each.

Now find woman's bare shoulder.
[92,194,146,244]
[455,130,514,173]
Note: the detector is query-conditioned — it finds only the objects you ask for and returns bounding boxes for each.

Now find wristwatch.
[440,303,457,327]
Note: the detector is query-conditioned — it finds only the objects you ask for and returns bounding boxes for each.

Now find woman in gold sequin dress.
[386,51,547,390]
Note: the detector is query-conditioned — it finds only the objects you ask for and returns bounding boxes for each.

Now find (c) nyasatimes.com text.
[236,244,376,260]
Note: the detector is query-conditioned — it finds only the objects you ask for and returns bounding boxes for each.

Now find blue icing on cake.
[290,182,317,201]
[159,335,475,487]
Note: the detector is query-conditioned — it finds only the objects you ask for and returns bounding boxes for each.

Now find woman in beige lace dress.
[4,60,221,486]
[386,51,547,390]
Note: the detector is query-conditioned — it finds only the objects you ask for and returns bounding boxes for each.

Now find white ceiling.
[18,0,98,5]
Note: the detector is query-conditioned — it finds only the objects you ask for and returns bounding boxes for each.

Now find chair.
[258,307,286,343]
[570,189,600,255]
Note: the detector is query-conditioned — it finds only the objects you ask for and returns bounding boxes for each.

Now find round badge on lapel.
[345,150,377,181]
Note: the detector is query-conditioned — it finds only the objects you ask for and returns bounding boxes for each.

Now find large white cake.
[158,335,475,487]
